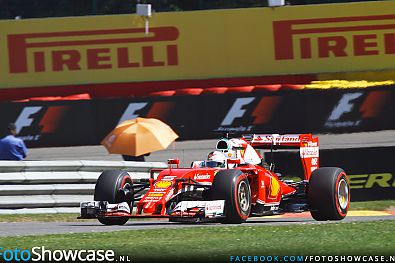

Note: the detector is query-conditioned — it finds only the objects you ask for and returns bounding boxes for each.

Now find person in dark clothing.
[122,153,150,162]
[122,155,145,161]
[0,123,28,160]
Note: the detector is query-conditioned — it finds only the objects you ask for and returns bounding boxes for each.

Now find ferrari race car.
[79,134,350,224]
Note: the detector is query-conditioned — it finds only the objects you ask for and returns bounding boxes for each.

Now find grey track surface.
[27,130,395,167]
[1,215,395,237]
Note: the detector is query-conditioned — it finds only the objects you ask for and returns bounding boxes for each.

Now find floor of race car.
[1,211,395,237]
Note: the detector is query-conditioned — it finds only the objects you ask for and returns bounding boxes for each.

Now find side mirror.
[227,159,241,164]
[168,159,180,170]
[270,163,275,172]
[227,158,240,169]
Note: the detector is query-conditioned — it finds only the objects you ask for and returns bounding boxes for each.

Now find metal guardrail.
[0,160,167,214]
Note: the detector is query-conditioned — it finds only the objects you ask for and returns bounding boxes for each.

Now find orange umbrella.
[101,118,179,156]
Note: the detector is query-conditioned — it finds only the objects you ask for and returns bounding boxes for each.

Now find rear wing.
[243,134,319,180]
[243,134,317,149]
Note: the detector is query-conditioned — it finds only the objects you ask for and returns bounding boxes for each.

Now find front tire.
[212,170,251,224]
[308,167,350,221]
[94,170,133,225]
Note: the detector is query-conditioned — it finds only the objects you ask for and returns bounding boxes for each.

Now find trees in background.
[0,0,377,20]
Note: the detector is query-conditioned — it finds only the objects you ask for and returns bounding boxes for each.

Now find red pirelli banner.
[8,27,179,74]
[273,14,395,60]
[0,1,394,89]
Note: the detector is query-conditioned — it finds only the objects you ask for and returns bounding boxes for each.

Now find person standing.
[122,153,150,162]
[0,123,28,160]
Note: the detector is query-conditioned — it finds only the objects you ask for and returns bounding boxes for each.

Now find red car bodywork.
[132,134,318,218]
[80,133,348,223]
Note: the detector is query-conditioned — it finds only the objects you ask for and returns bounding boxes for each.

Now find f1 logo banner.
[14,106,71,136]
[0,102,95,147]
[0,87,394,148]
[216,96,284,133]
[320,90,394,131]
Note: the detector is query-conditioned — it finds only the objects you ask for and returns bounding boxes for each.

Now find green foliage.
[0,0,377,20]
[1,221,394,262]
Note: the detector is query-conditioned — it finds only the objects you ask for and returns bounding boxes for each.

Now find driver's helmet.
[206,151,226,168]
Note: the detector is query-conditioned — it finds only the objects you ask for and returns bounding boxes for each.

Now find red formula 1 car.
[79,134,350,224]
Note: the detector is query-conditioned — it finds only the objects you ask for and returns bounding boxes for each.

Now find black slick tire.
[308,167,350,221]
[211,169,251,224]
[94,170,133,225]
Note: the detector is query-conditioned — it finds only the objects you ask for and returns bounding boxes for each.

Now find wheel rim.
[337,178,349,210]
[116,176,133,207]
[238,181,250,213]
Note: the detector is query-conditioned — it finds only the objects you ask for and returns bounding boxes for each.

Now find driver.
[205,151,226,168]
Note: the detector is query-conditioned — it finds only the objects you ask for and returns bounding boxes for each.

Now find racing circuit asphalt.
[3,130,393,237]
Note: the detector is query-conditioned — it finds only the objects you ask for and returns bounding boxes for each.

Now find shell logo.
[269,177,280,197]
[155,181,172,189]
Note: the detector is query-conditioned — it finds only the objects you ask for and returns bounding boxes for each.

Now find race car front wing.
[169,200,225,218]
[79,200,225,220]
[80,201,131,219]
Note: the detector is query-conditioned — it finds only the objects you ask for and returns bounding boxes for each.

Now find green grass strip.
[350,200,395,211]
[0,220,394,262]
[0,200,393,223]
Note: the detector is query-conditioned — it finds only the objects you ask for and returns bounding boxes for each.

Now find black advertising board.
[0,87,394,147]
[265,147,395,201]
[1,88,393,201]
[322,147,395,201]
[0,101,96,147]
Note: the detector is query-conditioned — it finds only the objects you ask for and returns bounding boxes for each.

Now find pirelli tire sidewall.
[94,170,133,225]
[212,169,251,224]
[308,167,350,221]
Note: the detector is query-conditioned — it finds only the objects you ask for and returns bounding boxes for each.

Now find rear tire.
[212,170,251,224]
[94,170,133,225]
[308,167,350,221]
